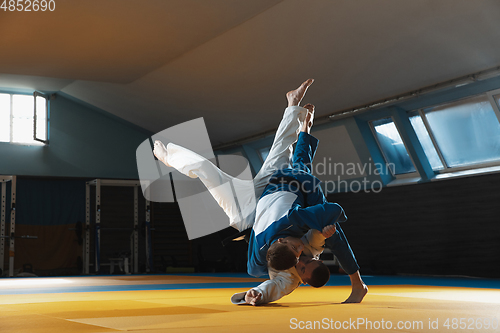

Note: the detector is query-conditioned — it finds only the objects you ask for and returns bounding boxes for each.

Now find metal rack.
[0,176,16,277]
[85,179,152,274]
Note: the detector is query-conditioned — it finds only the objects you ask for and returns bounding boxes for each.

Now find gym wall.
[0,94,152,179]
[0,94,154,275]
[328,171,500,278]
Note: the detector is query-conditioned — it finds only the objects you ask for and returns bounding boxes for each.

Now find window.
[409,94,500,170]
[408,112,444,171]
[0,94,9,142]
[34,92,48,143]
[0,92,48,145]
[258,146,270,162]
[371,117,416,175]
[495,93,500,104]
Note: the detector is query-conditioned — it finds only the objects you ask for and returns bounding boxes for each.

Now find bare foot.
[342,284,368,304]
[153,140,171,167]
[286,79,314,107]
[300,104,315,133]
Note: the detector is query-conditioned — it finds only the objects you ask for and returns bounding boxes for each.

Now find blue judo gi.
[247,131,360,278]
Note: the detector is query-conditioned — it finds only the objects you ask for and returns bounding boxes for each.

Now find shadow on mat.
[261,301,340,308]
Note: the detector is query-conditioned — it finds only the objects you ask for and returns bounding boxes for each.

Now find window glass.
[35,95,47,141]
[0,92,47,145]
[424,95,500,168]
[495,94,500,110]
[0,93,10,142]
[408,113,444,170]
[372,118,416,175]
[12,94,35,144]
[258,146,270,162]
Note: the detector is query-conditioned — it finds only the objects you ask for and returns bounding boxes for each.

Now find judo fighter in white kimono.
[153,79,367,305]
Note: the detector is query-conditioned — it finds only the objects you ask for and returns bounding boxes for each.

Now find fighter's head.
[267,236,304,271]
[295,256,330,288]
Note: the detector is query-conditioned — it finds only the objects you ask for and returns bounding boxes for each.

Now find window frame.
[411,109,448,170]
[257,145,271,163]
[409,90,500,174]
[33,91,49,144]
[369,116,419,179]
[486,87,500,124]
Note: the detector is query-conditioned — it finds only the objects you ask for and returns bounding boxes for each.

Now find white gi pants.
[163,106,307,231]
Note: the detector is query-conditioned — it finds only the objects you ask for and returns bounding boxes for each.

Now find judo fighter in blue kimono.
[153,79,367,305]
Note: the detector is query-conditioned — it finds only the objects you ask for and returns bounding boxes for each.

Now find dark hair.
[307,262,330,288]
[266,241,297,271]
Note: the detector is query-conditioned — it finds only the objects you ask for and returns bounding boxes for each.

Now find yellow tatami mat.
[1,274,499,333]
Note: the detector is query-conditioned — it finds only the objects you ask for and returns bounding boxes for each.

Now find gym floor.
[1,274,499,332]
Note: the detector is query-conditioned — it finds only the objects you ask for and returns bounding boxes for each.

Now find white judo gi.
[161,105,308,232]
[231,229,327,305]
[157,105,327,305]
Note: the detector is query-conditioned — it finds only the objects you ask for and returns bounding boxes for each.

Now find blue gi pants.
[289,132,360,275]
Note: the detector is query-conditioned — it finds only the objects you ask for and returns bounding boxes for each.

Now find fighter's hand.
[245,289,262,306]
[321,224,336,238]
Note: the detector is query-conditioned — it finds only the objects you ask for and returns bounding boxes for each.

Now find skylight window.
[409,94,500,169]
[258,146,270,162]
[371,117,416,175]
[408,112,445,171]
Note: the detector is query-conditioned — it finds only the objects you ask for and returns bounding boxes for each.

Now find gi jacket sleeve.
[302,229,326,258]
[288,201,347,231]
[245,230,325,305]
[251,268,301,305]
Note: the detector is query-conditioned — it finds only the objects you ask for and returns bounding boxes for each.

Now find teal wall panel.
[0,94,152,179]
